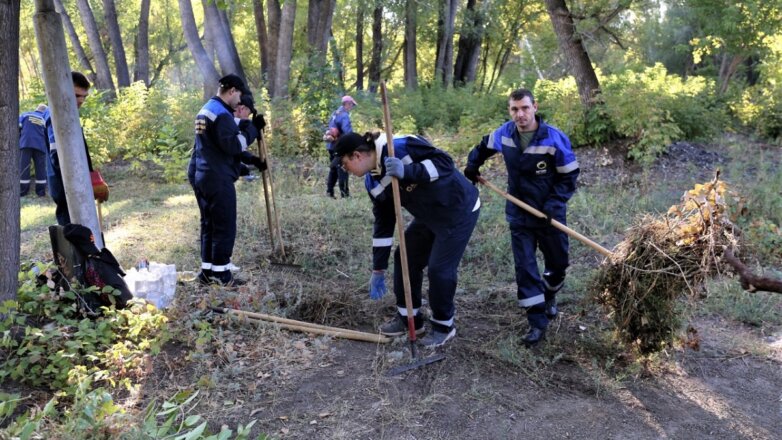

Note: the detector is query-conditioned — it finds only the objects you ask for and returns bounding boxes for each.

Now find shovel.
[256,130,298,268]
[380,81,445,376]
[478,176,613,258]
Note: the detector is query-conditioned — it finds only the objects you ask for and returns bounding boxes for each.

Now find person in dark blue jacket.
[333,131,481,348]
[188,92,267,282]
[324,95,356,198]
[19,104,49,197]
[45,72,96,225]
[464,88,579,347]
[191,74,264,286]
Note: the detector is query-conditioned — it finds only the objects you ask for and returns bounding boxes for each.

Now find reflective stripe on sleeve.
[524,146,556,155]
[238,134,248,151]
[518,294,545,308]
[557,161,579,173]
[421,159,439,182]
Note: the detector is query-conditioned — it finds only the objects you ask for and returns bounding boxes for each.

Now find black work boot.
[544,294,558,319]
[210,270,245,287]
[522,327,546,348]
[197,269,213,285]
[379,314,424,336]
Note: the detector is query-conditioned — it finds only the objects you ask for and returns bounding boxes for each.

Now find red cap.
[341,95,357,106]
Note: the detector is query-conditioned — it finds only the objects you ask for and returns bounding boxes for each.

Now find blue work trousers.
[20,148,47,196]
[393,208,480,326]
[510,224,569,329]
[194,177,237,266]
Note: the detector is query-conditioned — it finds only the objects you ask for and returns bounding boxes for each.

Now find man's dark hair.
[509,88,535,103]
[72,71,91,89]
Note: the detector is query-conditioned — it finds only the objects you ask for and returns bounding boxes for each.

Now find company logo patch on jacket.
[195,117,207,134]
[536,160,548,175]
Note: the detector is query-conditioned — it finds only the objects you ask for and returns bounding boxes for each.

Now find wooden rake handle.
[478,177,613,258]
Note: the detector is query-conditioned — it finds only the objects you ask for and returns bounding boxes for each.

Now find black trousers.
[20,148,47,196]
[194,177,237,268]
[326,150,349,197]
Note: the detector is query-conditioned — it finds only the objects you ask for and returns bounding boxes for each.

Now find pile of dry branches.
[594,175,737,352]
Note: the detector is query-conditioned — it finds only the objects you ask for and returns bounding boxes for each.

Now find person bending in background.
[190,74,265,286]
[332,131,480,348]
[19,104,49,197]
[324,95,357,198]
[463,88,579,347]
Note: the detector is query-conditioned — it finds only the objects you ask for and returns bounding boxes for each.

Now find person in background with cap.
[19,103,49,197]
[324,95,357,198]
[190,74,265,286]
[332,131,480,348]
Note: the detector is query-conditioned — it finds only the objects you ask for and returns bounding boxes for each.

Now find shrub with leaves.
[0,265,169,395]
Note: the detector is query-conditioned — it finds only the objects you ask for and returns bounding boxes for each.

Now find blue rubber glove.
[369,270,387,300]
[384,157,405,179]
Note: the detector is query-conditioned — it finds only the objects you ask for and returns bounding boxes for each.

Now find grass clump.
[593,176,736,353]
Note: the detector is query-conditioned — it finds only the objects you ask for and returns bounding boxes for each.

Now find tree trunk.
[0,0,20,303]
[202,0,241,78]
[35,0,103,248]
[307,0,336,56]
[53,0,94,81]
[178,0,220,89]
[453,0,482,87]
[544,0,601,108]
[368,5,382,93]
[355,2,364,91]
[133,0,151,85]
[266,0,281,96]
[434,0,458,87]
[273,0,296,98]
[252,0,269,83]
[403,0,417,90]
[718,53,745,95]
[217,6,246,81]
[103,0,130,87]
[75,0,115,95]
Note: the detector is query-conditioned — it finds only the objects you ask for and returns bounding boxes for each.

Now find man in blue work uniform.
[19,104,49,197]
[324,95,357,198]
[191,74,264,286]
[45,71,98,225]
[333,131,481,347]
[188,92,267,283]
[464,88,579,347]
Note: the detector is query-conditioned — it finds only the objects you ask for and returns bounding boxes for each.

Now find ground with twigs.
[14,133,782,439]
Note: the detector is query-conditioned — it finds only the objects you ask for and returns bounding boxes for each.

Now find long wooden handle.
[215,307,391,344]
[257,137,277,252]
[258,132,286,259]
[380,82,418,349]
[479,177,613,258]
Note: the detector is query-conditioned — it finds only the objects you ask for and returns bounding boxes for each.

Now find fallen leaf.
[318,412,331,418]
[309,420,318,425]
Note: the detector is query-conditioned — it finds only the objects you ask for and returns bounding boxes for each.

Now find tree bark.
[133,0,151,85]
[178,0,220,89]
[307,0,336,56]
[544,0,601,108]
[252,0,269,83]
[403,0,417,90]
[0,0,21,303]
[217,6,246,81]
[368,5,382,93]
[266,0,281,96]
[34,0,103,248]
[718,53,745,95]
[102,0,130,87]
[202,0,242,79]
[355,2,364,91]
[453,0,482,87]
[273,0,296,98]
[434,0,458,87]
[75,0,115,95]
[53,0,94,81]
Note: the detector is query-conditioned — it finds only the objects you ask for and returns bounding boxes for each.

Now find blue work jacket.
[19,110,48,153]
[325,106,353,151]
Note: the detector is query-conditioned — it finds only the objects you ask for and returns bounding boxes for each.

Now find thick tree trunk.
[355,3,364,91]
[103,0,130,87]
[368,5,382,93]
[252,0,269,83]
[453,0,482,86]
[266,0,281,96]
[75,0,115,95]
[0,0,21,303]
[217,6,246,81]
[544,0,601,108]
[718,53,745,95]
[403,0,417,90]
[34,0,103,248]
[53,0,94,81]
[307,0,336,56]
[133,0,150,85]
[178,0,220,89]
[202,0,242,79]
[434,0,458,87]
[273,0,296,98]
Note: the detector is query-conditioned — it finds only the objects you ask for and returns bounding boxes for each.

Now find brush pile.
[594,175,738,352]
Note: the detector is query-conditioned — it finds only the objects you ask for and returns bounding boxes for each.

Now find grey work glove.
[384,157,405,179]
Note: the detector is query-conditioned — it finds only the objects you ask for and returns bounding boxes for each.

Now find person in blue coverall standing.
[464,88,579,347]
[332,131,481,347]
[191,74,264,286]
[19,104,49,197]
[324,95,357,198]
